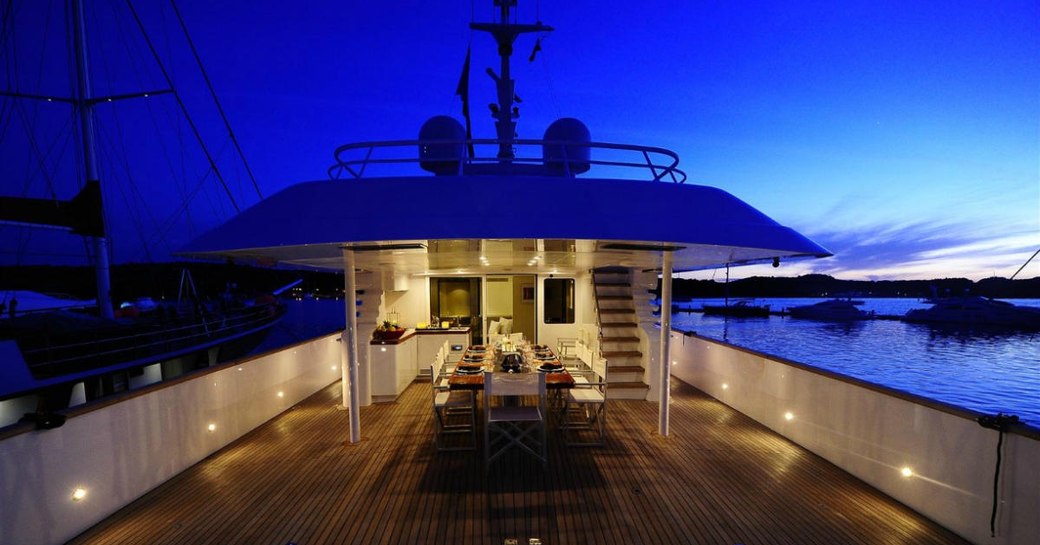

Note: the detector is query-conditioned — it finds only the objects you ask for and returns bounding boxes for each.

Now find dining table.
[447,344,576,391]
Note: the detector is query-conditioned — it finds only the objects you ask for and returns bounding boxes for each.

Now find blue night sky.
[2,0,1038,281]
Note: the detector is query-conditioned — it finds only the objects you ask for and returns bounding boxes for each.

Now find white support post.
[343,249,361,443]
[658,251,673,437]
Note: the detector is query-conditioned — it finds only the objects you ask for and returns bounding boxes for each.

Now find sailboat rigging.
[0,0,285,421]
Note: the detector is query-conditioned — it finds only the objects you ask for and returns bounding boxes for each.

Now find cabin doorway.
[484,274,536,343]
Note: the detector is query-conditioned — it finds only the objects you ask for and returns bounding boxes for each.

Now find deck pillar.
[658,250,673,436]
[342,249,361,443]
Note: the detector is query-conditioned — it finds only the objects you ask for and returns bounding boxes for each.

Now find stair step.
[601,336,640,343]
[599,308,634,314]
[607,365,644,373]
[600,322,638,328]
[607,384,649,400]
[597,295,633,300]
[601,350,642,358]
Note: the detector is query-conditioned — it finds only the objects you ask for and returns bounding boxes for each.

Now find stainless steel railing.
[327,138,687,183]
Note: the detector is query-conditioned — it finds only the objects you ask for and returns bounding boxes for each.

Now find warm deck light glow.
[207,423,217,432]
[380,347,387,352]
[72,487,87,501]
[722,383,729,390]
[237,367,243,371]
[784,411,794,421]
[901,467,914,478]
[331,365,338,371]
[277,391,284,398]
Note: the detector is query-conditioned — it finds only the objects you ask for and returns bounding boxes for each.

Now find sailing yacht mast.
[71,0,114,319]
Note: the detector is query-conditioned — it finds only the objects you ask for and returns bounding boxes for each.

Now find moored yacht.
[0,0,285,423]
[904,295,1040,329]
[787,297,872,321]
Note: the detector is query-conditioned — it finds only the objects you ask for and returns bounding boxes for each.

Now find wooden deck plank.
[65,378,973,545]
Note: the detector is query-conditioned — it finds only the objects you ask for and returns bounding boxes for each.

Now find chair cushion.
[568,388,604,403]
[436,390,472,407]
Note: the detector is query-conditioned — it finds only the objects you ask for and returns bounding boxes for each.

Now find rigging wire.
[169,0,263,202]
[124,0,240,214]
[1009,248,1039,280]
[94,115,158,262]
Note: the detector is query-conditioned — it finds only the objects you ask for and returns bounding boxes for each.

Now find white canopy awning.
[177,175,830,273]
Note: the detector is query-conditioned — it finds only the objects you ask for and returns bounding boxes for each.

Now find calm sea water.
[671,298,1040,427]
[256,298,1040,428]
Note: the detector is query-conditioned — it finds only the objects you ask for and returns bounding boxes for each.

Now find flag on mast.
[455,45,474,158]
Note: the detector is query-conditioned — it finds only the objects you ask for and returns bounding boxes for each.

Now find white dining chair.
[561,353,607,446]
[431,356,476,451]
[484,371,546,469]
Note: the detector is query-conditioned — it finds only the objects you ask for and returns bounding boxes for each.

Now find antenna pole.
[71,0,113,319]
[471,0,552,160]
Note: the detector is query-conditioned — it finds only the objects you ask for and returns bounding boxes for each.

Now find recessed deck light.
[721,383,729,390]
[207,423,217,432]
[901,467,914,478]
[277,391,284,398]
[784,411,794,421]
[72,487,87,501]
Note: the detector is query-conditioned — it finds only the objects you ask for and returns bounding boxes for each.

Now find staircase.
[592,267,649,399]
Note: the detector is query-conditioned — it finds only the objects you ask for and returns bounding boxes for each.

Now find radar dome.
[418,116,466,175]
[542,118,591,175]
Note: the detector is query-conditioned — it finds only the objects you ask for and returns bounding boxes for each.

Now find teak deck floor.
[67,379,971,545]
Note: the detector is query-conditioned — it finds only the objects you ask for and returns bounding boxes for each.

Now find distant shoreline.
[663,274,1040,299]
[3,264,1038,301]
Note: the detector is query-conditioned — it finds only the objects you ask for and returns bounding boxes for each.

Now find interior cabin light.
[72,487,87,501]
[207,423,217,432]
[901,467,914,478]
[380,347,387,352]
[784,411,795,421]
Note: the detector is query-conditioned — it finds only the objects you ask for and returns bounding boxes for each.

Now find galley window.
[543,278,575,324]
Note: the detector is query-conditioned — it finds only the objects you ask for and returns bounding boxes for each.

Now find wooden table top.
[448,348,575,390]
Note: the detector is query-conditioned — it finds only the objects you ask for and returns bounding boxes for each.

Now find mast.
[71,0,114,319]
[470,0,552,160]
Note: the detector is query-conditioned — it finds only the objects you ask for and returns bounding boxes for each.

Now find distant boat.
[701,300,771,318]
[904,296,1040,330]
[787,298,871,321]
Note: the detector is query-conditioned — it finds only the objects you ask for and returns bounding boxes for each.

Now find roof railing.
[327,138,687,183]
